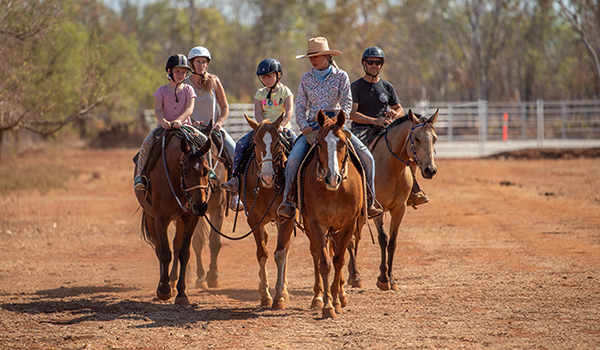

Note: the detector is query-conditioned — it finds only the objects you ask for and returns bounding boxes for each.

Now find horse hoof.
[352,279,364,288]
[334,303,343,314]
[322,307,336,319]
[340,295,348,308]
[377,281,390,291]
[282,292,290,302]
[261,297,273,307]
[272,299,286,309]
[390,283,400,291]
[195,280,209,290]
[207,279,221,288]
[175,296,190,305]
[311,298,324,309]
[156,289,171,301]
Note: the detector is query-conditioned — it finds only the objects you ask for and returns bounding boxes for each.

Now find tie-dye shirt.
[295,66,352,130]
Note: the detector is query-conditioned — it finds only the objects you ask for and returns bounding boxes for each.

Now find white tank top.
[185,76,219,125]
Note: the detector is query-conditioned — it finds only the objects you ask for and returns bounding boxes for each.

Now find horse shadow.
[1,285,295,328]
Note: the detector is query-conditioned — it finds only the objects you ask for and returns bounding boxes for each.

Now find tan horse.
[347,109,438,291]
[135,130,212,304]
[299,110,366,318]
[242,114,295,308]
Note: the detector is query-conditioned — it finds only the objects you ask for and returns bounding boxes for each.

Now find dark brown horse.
[347,109,438,291]
[242,113,294,308]
[169,123,229,290]
[299,110,366,318]
[135,129,212,304]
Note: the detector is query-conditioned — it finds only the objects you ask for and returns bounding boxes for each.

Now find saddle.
[351,125,385,149]
[234,131,293,179]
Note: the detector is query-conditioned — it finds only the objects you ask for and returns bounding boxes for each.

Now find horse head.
[179,136,212,216]
[407,109,438,179]
[245,113,285,189]
[315,110,352,191]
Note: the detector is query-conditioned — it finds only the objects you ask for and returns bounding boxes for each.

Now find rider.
[349,46,429,208]
[185,46,240,208]
[276,37,383,220]
[134,54,196,190]
[221,58,295,194]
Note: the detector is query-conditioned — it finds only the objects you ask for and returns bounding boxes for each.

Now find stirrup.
[407,190,429,209]
[134,175,147,190]
[229,194,244,211]
[277,199,296,219]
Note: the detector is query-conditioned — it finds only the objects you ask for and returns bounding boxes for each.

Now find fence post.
[561,101,566,139]
[448,104,454,142]
[478,100,488,157]
[537,99,544,147]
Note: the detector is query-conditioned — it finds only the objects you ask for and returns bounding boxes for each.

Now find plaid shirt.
[295,66,352,130]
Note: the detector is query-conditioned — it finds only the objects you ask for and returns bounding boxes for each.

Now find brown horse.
[169,123,229,290]
[299,110,366,318]
[242,113,294,308]
[347,109,438,291]
[135,129,212,304]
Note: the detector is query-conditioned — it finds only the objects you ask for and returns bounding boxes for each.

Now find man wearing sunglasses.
[349,46,429,208]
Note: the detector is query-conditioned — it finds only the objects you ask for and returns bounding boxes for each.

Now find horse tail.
[140,212,156,248]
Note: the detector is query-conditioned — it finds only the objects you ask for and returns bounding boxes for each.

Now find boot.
[407,190,429,209]
[277,196,296,219]
[229,194,244,211]
[221,177,238,192]
[367,199,383,219]
[134,175,147,190]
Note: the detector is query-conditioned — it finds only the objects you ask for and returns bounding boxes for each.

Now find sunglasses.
[365,60,383,66]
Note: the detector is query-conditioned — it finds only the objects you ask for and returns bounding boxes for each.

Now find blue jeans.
[232,130,254,174]
[282,122,376,202]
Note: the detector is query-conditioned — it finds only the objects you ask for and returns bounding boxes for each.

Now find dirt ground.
[1,146,599,349]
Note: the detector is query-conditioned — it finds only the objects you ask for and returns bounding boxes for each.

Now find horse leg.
[152,216,173,301]
[169,220,185,292]
[346,233,363,288]
[387,206,406,292]
[272,218,294,309]
[174,216,199,305]
[318,236,335,319]
[332,228,353,314]
[206,224,222,288]
[252,223,272,307]
[374,214,391,291]
[306,230,325,310]
[192,220,208,289]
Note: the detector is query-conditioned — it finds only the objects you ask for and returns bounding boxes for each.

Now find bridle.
[315,129,350,182]
[384,122,432,168]
[251,129,286,186]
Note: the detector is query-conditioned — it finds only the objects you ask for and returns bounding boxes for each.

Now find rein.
[384,123,425,167]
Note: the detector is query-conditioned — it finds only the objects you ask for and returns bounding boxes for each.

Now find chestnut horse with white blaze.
[242,114,294,308]
[298,110,366,318]
[135,130,213,304]
[347,109,438,291]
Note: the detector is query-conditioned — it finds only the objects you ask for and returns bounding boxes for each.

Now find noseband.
[316,132,350,182]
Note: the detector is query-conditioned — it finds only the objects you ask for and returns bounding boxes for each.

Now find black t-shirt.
[350,78,401,128]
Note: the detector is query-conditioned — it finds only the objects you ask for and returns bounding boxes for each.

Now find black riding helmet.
[165,54,191,102]
[362,46,385,78]
[256,58,283,101]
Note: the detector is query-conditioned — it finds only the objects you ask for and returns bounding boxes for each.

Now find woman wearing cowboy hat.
[277,37,382,220]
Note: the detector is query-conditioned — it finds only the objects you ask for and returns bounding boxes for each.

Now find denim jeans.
[282,121,376,202]
[232,130,254,174]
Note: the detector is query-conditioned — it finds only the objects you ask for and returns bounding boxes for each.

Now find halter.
[162,132,210,212]
[384,123,426,167]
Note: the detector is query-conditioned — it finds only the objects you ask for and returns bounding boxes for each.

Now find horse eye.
[415,137,421,143]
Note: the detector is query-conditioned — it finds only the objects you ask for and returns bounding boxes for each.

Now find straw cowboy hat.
[296,37,343,59]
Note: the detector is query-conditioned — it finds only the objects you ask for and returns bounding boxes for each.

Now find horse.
[347,109,438,291]
[298,110,366,318]
[135,128,212,304]
[169,122,229,290]
[241,113,294,308]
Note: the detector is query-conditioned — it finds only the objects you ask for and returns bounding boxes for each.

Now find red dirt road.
[0,147,599,349]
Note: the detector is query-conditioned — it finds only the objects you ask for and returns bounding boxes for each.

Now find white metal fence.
[145,99,600,153]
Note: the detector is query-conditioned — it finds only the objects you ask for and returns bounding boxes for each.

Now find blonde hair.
[200,72,217,95]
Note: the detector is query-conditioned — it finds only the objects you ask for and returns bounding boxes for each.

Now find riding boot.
[366,191,383,219]
[277,180,297,220]
[229,193,244,211]
[221,177,238,192]
[407,178,429,209]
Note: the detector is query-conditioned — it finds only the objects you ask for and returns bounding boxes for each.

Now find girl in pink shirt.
[134,54,196,190]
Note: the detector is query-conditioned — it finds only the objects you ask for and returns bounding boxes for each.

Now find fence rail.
[145,99,600,155]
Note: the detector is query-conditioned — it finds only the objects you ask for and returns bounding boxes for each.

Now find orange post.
[502,112,509,141]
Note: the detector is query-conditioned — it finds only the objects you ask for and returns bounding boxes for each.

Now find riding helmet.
[256,58,283,77]
[361,46,385,62]
[165,54,191,72]
[188,46,212,62]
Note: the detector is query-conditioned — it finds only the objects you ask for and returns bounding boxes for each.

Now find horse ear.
[343,129,352,141]
[336,110,346,127]
[408,109,419,125]
[428,109,439,125]
[317,110,326,127]
[245,114,259,130]
[274,112,284,129]
[180,138,192,154]
[199,136,212,155]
